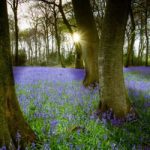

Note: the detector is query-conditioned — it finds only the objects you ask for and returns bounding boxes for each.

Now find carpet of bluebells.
[4,67,150,150]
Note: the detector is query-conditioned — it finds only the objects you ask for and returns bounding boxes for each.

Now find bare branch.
[7,1,13,9]
[34,0,59,7]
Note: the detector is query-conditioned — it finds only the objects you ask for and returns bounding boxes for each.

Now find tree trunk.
[28,45,31,64]
[34,26,38,64]
[51,31,54,53]
[145,0,149,66]
[98,0,131,117]
[14,8,19,66]
[125,7,135,67]
[46,26,49,61]
[137,12,144,65]
[38,39,42,63]
[72,0,99,87]
[53,5,65,68]
[27,39,33,65]
[75,43,84,68]
[0,0,36,148]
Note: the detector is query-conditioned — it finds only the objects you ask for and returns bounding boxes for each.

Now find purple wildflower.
[110,143,117,150]
[31,142,36,149]
[43,143,50,150]
[0,146,6,150]
[50,120,58,128]
[110,118,123,126]
[97,141,101,149]
[103,134,108,140]
[102,118,107,125]
[16,131,21,142]
[69,144,73,150]
[144,102,150,108]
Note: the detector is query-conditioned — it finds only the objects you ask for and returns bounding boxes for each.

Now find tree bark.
[75,43,84,68]
[98,0,131,117]
[0,0,36,148]
[72,0,99,86]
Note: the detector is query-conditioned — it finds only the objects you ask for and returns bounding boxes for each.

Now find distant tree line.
[8,0,149,68]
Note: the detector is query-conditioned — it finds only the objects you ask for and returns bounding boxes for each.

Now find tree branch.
[35,0,59,7]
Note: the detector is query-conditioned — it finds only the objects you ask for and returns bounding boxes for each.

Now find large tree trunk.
[98,0,131,117]
[72,0,99,87]
[0,0,36,148]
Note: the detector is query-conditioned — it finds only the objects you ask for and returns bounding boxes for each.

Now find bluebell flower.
[102,118,107,125]
[16,131,21,142]
[103,134,108,140]
[31,142,36,149]
[43,143,50,150]
[144,102,150,108]
[69,144,73,150]
[0,146,6,150]
[110,143,116,150]
[97,141,101,149]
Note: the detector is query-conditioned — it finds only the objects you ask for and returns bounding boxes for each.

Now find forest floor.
[13,66,150,150]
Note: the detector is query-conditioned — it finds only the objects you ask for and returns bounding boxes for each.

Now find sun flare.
[73,32,80,42]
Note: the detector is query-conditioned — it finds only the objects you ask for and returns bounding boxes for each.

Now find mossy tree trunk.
[0,0,36,149]
[72,0,99,87]
[98,0,131,117]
